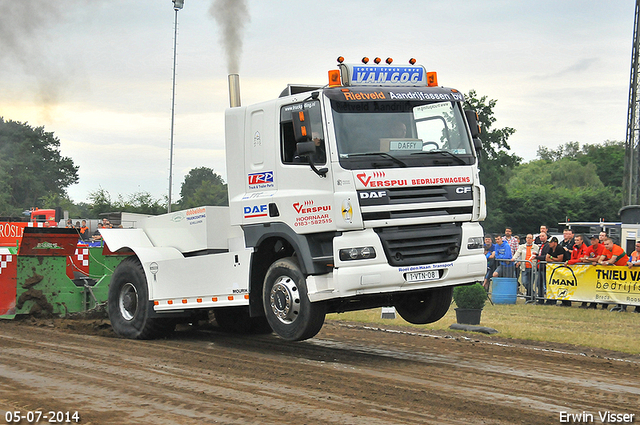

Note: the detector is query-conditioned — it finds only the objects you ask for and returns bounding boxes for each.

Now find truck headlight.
[467,237,483,250]
[339,246,376,261]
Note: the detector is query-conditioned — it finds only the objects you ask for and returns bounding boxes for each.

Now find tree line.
[465,92,624,235]
[0,117,227,219]
[0,93,625,232]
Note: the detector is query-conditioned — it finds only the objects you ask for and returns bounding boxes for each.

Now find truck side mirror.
[296,140,316,157]
[464,110,483,152]
[295,141,328,178]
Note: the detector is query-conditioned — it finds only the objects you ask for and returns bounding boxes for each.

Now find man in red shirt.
[599,238,633,312]
[583,235,605,264]
[598,238,629,266]
[574,235,602,309]
[566,234,589,265]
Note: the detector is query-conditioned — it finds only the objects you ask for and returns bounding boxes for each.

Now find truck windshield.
[329,97,475,169]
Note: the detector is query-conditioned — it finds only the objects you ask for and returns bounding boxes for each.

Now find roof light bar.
[330,57,437,87]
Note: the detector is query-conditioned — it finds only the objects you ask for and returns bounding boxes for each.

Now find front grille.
[374,223,462,266]
[363,206,471,221]
[358,185,473,222]
[387,186,452,204]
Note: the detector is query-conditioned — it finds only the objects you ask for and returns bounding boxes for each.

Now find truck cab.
[227,59,486,310]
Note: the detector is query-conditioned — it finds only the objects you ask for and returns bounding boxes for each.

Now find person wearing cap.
[546,237,565,263]
[584,235,606,264]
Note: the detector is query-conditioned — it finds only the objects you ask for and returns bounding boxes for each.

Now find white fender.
[100,228,185,299]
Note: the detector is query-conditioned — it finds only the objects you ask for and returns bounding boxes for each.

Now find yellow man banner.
[546,264,640,306]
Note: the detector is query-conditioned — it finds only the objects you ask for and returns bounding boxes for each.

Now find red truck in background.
[0,208,62,247]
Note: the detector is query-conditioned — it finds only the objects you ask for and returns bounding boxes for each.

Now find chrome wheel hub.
[269,276,300,324]
[119,282,138,321]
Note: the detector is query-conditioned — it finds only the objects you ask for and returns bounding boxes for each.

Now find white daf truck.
[101,57,487,341]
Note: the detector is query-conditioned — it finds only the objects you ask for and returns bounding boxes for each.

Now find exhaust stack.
[228,74,241,108]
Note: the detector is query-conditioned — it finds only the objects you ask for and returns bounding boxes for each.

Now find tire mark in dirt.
[0,320,638,425]
[0,331,442,424]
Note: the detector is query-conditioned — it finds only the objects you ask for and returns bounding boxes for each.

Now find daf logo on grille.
[359,190,387,199]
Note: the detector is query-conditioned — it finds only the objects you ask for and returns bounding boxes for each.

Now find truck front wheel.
[394,286,453,324]
[263,257,325,341]
[108,257,174,339]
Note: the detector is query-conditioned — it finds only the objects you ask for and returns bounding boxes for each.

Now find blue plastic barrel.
[491,277,518,304]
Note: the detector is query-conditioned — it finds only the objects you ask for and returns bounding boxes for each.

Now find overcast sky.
[0,0,635,204]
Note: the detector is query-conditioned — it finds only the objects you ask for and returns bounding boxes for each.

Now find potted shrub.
[452,283,487,325]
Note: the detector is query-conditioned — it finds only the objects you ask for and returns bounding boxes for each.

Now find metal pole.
[168,6,180,213]
[625,0,640,207]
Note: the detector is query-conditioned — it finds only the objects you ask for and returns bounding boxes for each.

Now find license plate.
[405,270,439,283]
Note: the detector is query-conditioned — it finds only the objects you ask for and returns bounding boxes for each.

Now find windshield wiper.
[347,152,407,167]
[411,150,466,165]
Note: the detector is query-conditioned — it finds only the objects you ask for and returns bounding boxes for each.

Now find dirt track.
[0,317,638,425]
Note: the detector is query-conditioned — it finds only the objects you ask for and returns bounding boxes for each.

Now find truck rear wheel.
[394,286,453,324]
[263,257,325,341]
[108,257,175,339]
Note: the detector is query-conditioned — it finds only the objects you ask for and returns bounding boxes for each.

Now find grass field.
[326,300,640,355]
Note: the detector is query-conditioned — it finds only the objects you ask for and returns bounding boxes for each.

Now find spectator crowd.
[483,226,640,312]
[65,218,117,242]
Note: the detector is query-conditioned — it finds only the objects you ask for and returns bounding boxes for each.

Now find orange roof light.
[337,56,345,63]
[427,71,438,87]
[409,58,417,65]
[385,57,393,65]
[362,57,369,64]
[374,57,382,64]
[328,69,341,87]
